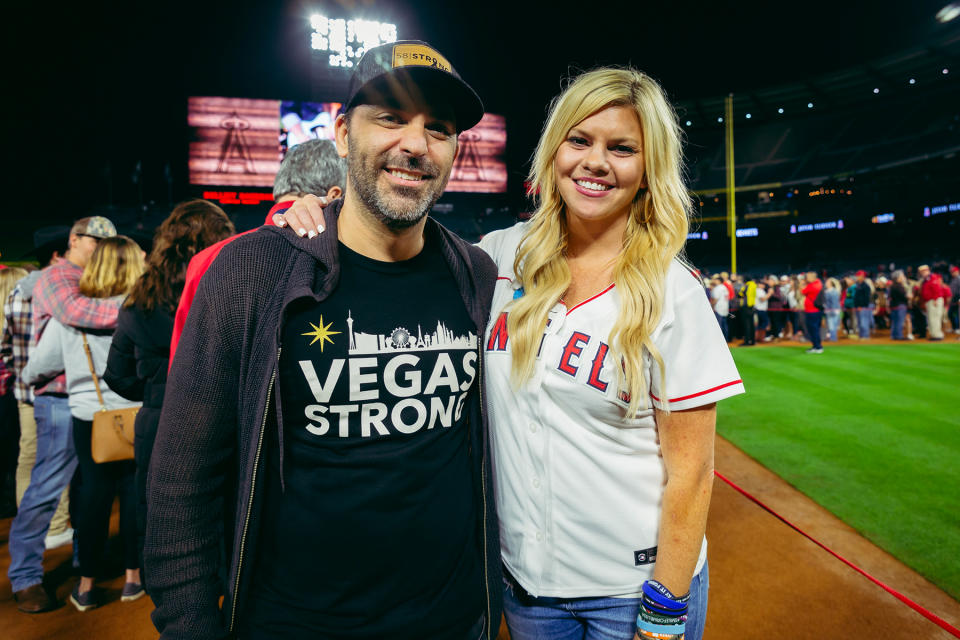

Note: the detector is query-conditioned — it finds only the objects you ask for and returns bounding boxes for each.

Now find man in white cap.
[9,216,121,613]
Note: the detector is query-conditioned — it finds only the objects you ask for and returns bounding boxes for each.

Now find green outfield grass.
[717,343,960,599]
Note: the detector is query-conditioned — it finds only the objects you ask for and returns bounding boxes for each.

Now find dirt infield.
[2,439,958,639]
[704,436,960,640]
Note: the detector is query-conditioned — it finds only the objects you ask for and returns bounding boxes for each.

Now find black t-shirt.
[243,230,483,639]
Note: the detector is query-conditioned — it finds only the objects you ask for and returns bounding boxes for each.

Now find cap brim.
[17,237,67,262]
[348,67,484,133]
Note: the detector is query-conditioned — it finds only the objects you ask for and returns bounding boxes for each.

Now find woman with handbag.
[23,235,144,611]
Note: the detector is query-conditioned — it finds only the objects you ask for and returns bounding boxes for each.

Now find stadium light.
[943,68,950,75]
[873,87,880,94]
[778,107,784,114]
[745,113,752,119]
[936,2,960,23]
[685,120,692,126]
[909,78,916,84]
[807,102,814,108]
[309,14,397,68]
[717,116,723,123]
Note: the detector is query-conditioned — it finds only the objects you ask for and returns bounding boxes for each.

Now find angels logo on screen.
[447,113,507,193]
[190,96,507,193]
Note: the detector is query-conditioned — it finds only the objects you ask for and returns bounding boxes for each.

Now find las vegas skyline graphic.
[305,310,478,355]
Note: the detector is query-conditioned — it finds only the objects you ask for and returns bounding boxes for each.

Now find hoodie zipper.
[228,347,280,633]
[477,338,492,639]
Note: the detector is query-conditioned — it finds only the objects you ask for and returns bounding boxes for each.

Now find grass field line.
[718,342,960,599]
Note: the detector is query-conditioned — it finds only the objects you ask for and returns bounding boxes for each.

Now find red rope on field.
[714,470,960,638]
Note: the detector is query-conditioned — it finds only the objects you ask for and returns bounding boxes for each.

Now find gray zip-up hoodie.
[23,314,141,420]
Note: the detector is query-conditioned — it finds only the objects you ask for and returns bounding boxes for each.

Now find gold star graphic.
[302,316,340,351]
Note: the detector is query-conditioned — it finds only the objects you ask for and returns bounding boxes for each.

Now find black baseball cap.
[345,40,484,132]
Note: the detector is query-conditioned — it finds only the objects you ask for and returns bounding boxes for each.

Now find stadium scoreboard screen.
[188,97,507,194]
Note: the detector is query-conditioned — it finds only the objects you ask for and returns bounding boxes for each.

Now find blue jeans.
[7,395,77,592]
[503,562,709,640]
[715,313,728,341]
[856,309,872,338]
[890,306,907,339]
[825,310,840,341]
[756,310,769,331]
[805,311,823,349]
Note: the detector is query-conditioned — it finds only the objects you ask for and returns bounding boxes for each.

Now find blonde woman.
[477,68,744,640]
[23,236,144,611]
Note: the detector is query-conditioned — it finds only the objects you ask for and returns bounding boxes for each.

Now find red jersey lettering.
[587,342,610,392]
[558,332,590,377]
[487,312,509,351]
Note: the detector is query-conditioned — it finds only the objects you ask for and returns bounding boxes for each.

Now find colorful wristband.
[638,603,687,626]
[641,593,688,617]
[636,612,686,639]
[643,580,690,606]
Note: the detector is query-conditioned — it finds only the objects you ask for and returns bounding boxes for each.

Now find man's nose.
[398,117,429,157]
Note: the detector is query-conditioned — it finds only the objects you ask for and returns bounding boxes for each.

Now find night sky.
[6,0,955,237]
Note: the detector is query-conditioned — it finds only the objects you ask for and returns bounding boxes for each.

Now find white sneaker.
[45,527,74,550]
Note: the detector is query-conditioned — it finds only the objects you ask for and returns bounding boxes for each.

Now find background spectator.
[853,270,873,339]
[889,270,909,340]
[8,216,121,614]
[23,236,145,612]
[0,267,29,517]
[949,265,960,334]
[711,275,730,341]
[103,200,234,579]
[739,274,756,346]
[823,277,842,342]
[910,267,927,339]
[755,280,770,343]
[843,276,858,337]
[919,265,945,340]
[802,270,823,353]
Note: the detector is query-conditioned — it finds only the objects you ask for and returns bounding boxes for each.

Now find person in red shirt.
[801,270,824,353]
[920,268,947,340]
[169,139,345,361]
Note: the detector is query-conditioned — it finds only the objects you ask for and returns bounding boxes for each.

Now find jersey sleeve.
[649,266,745,411]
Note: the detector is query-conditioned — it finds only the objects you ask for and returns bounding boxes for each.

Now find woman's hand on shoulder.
[272,194,329,238]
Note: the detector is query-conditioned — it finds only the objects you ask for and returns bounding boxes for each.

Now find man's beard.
[348,149,451,230]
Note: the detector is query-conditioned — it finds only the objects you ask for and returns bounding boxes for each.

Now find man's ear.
[334,113,349,158]
[325,185,343,200]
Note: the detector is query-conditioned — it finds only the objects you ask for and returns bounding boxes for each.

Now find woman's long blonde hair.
[79,236,145,299]
[508,67,691,416]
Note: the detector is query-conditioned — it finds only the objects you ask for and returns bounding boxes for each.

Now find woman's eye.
[567,136,588,146]
[613,145,637,154]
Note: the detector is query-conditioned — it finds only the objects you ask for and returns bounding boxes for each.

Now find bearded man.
[144,41,501,640]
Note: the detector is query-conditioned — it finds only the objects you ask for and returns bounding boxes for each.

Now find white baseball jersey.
[478,222,745,598]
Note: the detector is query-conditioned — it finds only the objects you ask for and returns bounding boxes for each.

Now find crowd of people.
[0,138,344,618]
[0,37,952,640]
[705,265,959,352]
